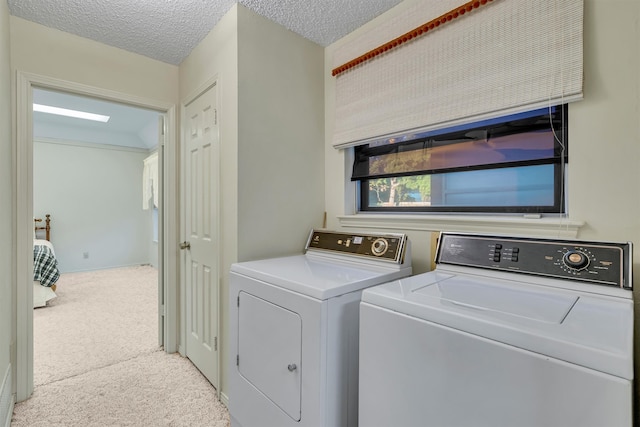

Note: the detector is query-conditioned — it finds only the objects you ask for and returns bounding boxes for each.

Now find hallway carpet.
[12,265,230,427]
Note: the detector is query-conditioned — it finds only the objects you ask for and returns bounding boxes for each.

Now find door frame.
[179,76,222,393]
[14,71,180,401]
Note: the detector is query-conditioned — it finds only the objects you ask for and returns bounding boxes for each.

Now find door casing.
[14,71,180,401]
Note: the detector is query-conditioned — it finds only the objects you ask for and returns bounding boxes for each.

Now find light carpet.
[12,265,230,427]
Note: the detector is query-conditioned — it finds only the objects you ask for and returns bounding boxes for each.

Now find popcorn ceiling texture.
[7,0,404,65]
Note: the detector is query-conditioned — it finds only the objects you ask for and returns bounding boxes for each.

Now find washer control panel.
[306,230,407,264]
[436,233,632,289]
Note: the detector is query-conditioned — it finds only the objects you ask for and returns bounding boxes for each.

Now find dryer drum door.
[238,291,302,421]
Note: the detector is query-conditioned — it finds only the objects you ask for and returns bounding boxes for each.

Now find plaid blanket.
[34,244,60,287]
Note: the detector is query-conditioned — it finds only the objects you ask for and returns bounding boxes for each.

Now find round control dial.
[563,250,589,270]
[371,238,389,257]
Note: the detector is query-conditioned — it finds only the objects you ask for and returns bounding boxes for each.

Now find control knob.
[563,250,589,270]
[371,238,389,256]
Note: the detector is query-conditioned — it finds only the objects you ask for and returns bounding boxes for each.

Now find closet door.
[183,82,220,387]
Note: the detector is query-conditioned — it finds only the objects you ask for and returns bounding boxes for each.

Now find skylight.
[33,104,110,123]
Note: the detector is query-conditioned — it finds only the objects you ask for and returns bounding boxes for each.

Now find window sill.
[337,214,585,238]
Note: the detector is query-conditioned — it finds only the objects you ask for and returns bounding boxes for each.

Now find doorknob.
[180,241,191,250]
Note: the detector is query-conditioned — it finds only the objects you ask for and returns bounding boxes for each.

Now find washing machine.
[359,232,634,427]
[228,229,412,427]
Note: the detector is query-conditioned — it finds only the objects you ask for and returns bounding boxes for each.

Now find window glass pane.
[356,105,566,213]
[364,165,556,209]
[353,105,565,181]
[434,165,556,207]
[367,175,432,207]
[364,130,556,177]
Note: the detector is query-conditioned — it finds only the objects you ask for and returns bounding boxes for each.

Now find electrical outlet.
[83,252,89,259]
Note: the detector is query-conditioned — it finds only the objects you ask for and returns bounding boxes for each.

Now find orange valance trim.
[332,0,497,77]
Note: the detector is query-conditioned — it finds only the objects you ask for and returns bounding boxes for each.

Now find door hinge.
[214,108,218,125]
[214,336,218,351]
[160,304,165,316]
[237,296,240,307]
[236,354,239,366]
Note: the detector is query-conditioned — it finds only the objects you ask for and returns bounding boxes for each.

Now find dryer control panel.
[436,233,632,289]
[306,230,408,264]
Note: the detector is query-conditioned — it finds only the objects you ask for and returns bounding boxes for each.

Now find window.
[354,105,567,214]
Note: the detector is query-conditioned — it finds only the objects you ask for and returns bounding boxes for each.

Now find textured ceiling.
[7,0,404,65]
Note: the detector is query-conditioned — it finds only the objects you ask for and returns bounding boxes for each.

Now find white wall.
[0,1,14,424]
[325,0,640,414]
[33,140,153,272]
[180,4,325,400]
[34,122,151,150]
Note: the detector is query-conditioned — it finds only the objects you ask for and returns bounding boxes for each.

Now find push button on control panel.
[491,243,501,262]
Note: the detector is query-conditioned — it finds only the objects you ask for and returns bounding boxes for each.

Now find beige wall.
[236,5,325,261]
[325,0,640,414]
[179,4,324,400]
[0,0,14,416]
[10,17,179,103]
[179,5,240,402]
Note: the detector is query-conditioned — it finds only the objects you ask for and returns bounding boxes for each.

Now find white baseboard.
[220,391,229,408]
[0,366,13,427]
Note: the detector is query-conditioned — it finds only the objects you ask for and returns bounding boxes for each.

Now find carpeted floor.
[12,265,230,427]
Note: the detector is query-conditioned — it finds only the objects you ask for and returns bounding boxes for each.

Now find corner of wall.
[0,366,13,427]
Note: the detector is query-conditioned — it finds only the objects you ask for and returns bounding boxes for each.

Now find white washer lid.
[231,254,411,300]
[362,271,634,380]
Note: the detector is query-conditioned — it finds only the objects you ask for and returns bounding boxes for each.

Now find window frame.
[355,105,568,214]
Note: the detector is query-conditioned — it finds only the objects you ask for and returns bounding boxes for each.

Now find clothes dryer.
[229,229,412,427]
[359,232,633,427]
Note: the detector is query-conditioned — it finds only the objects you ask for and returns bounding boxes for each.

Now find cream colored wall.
[568,0,640,245]
[325,0,640,414]
[236,6,325,261]
[180,4,324,400]
[179,4,239,402]
[0,0,14,409]
[572,3,640,415]
[10,17,178,102]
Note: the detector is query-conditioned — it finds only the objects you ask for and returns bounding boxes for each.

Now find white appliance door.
[238,291,302,421]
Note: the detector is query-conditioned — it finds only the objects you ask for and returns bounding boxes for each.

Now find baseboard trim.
[220,391,229,408]
[0,366,13,427]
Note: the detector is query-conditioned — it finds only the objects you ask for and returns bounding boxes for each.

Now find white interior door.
[183,83,220,387]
